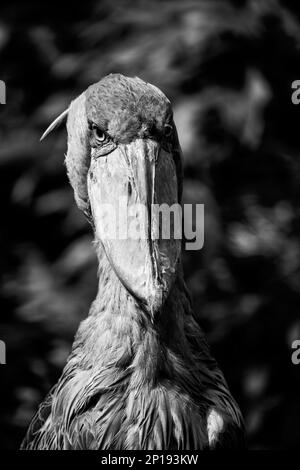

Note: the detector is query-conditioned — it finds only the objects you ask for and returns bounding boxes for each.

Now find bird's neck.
[75,243,193,384]
[55,244,242,450]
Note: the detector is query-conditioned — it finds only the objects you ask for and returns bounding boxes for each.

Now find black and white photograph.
[1,0,300,453]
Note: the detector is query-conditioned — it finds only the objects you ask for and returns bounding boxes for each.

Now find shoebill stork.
[21,74,244,450]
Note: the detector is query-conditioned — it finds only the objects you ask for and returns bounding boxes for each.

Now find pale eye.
[164,124,173,138]
[92,124,107,143]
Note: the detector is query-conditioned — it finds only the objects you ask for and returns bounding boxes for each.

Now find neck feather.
[50,243,242,450]
[76,243,194,385]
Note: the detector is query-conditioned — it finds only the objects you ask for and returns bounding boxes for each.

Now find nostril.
[128,181,132,196]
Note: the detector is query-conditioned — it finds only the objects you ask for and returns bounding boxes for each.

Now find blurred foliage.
[1,0,300,449]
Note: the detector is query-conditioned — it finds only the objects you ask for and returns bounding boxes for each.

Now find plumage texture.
[86,75,172,144]
[66,74,183,216]
[65,92,91,216]
[22,253,243,449]
[21,74,244,450]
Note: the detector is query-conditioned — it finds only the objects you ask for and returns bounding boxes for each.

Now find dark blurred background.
[1,0,300,450]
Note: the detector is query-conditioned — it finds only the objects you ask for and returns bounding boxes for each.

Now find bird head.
[42,74,183,318]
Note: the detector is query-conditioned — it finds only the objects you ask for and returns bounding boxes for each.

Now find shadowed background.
[1,0,300,449]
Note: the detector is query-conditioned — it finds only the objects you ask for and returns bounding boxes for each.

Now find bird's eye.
[91,124,107,143]
[164,124,173,138]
